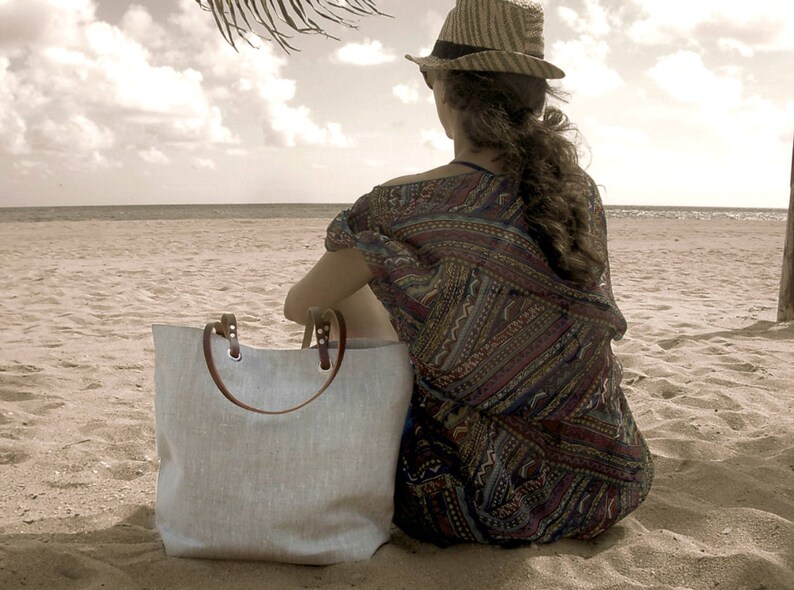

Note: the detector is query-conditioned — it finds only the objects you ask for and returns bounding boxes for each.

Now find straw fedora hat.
[405,0,565,79]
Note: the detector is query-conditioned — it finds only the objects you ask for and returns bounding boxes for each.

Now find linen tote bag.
[152,308,414,564]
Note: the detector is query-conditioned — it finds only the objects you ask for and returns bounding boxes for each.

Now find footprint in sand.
[717,360,758,373]
[0,445,31,465]
[648,377,682,400]
[106,460,149,481]
[0,364,66,418]
[0,367,44,402]
[59,360,83,369]
[0,363,43,374]
[657,337,682,350]
[73,423,154,482]
[0,388,38,402]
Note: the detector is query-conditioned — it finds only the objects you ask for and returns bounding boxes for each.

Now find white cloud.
[550,36,623,97]
[420,129,453,152]
[170,41,344,149]
[647,50,794,154]
[0,0,236,169]
[0,58,27,154]
[335,39,396,65]
[0,0,96,52]
[628,0,794,54]
[393,83,420,104]
[84,150,120,170]
[421,10,446,50]
[716,38,754,58]
[558,0,611,37]
[0,0,353,169]
[168,0,219,40]
[558,8,579,30]
[139,147,170,164]
[648,51,742,106]
[269,104,351,147]
[171,13,351,148]
[168,106,234,144]
[29,114,115,153]
[83,22,207,115]
[192,157,216,170]
[121,4,167,49]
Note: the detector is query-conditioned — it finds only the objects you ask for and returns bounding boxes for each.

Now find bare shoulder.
[380,164,460,187]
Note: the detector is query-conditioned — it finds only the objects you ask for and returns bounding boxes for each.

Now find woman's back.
[326,168,653,545]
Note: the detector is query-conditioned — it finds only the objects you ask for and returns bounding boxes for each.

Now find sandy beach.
[1,212,792,589]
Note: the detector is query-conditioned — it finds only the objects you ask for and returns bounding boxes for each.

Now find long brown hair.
[441,70,605,286]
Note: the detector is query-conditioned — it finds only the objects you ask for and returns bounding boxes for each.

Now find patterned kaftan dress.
[326,166,654,546]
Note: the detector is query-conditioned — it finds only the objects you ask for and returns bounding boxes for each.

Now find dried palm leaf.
[196,0,388,52]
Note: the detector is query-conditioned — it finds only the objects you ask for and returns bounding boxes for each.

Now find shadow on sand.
[0,505,626,590]
[658,320,794,350]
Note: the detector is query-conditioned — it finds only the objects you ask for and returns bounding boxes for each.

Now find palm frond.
[195,0,389,52]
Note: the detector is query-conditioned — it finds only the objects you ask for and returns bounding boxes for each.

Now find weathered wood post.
[778,134,794,321]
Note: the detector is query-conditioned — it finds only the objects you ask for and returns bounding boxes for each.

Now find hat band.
[430,39,543,61]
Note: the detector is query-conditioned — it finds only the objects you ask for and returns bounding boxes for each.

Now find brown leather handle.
[212,313,240,360]
[202,308,347,415]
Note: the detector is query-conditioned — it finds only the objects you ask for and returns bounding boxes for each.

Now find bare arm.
[284,248,398,340]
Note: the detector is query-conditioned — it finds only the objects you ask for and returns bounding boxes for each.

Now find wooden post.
[778,134,794,321]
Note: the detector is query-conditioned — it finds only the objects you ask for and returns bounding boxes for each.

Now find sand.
[1,214,792,590]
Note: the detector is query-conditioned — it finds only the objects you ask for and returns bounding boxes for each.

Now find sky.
[1,0,793,209]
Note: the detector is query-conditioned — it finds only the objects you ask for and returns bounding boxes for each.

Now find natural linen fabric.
[152,326,413,564]
[325,169,654,546]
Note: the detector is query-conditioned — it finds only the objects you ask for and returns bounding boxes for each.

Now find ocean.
[0,203,788,223]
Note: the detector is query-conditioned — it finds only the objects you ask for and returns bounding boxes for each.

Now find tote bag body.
[153,322,414,564]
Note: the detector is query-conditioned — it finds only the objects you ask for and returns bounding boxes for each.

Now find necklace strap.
[451,160,494,174]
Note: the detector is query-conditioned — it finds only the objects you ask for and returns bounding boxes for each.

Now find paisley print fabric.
[326,169,653,545]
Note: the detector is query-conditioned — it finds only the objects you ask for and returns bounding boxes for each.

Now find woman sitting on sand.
[285,0,653,546]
